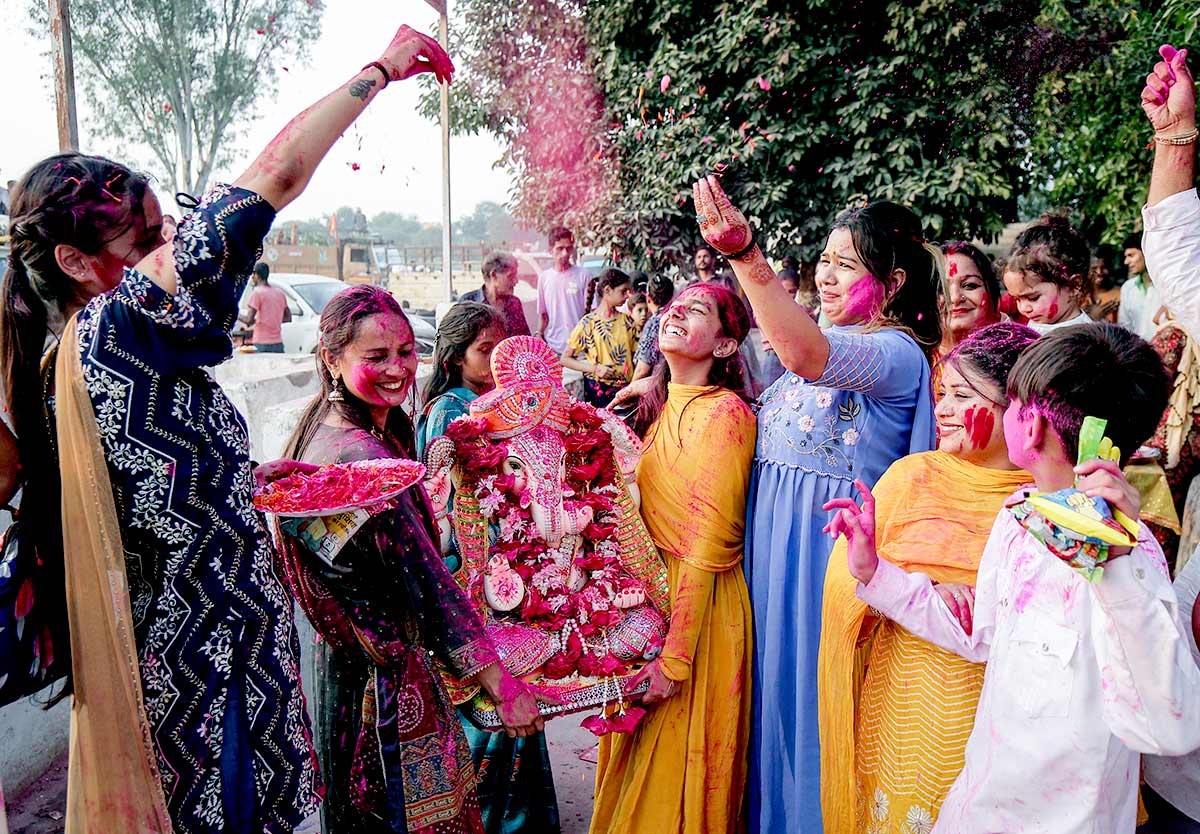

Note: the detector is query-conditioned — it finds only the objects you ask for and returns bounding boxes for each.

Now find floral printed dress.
[72,184,320,833]
[744,326,935,834]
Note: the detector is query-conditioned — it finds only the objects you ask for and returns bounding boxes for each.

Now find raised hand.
[692,174,754,257]
[1141,44,1195,135]
[822,479,880,585]
[935,583,976,634]
[379,24,455,85]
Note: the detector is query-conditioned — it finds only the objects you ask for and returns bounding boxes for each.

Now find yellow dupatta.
[55,318,173,833]
[818,451,1029,834]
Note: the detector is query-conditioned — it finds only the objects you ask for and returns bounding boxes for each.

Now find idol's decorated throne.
[422,336,669,731]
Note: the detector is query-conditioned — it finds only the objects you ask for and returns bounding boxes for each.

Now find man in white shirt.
[1135,42,1200,832]
[535,226,590,354]
[1118,232,1164,338]
[830,323,1200,834]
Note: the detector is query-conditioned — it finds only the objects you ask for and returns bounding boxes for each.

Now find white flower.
[478,490,505,517]
[871,788,890,821]
[843,428,860,446]
[816,391,833,408]
[905,805,934,834]
[798,415,816,432]
[784,388,800,401]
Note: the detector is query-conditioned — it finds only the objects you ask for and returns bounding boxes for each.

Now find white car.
[238,273,435,354]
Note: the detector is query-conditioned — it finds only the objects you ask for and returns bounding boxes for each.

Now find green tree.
[1027,0,1198,245]
[436,0,1043,267]
[51,0,324,195]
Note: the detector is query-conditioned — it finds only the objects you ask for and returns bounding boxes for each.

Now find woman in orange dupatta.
[818,323,1037,834]
[590,284,755,834]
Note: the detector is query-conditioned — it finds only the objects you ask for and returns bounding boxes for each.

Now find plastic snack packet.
[1007,416,1139,582]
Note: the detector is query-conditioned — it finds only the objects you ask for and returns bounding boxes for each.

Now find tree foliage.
[434,0,1198,267]
[1028,0,1199,245]
[55,0,324,195]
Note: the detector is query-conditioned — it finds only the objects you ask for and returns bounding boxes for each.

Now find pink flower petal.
[660,74,671,94]
[757,77,771,91]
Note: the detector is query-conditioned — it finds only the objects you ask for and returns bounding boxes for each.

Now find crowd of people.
[1,19,1200,834]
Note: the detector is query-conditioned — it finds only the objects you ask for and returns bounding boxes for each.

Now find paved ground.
[3,718,598,833]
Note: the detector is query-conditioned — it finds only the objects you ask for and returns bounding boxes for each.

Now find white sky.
[0,0,514,224]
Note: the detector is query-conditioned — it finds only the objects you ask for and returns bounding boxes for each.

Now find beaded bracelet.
[1154,128,1199,146]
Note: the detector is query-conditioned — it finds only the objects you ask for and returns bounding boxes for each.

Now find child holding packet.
[827,323,1200,834]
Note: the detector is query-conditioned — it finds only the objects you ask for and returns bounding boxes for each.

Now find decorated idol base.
[423,336,672,735]
[466,670,652,730]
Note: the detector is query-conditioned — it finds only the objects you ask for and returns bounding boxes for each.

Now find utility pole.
[48,0,79,151]
[438,8,453,300]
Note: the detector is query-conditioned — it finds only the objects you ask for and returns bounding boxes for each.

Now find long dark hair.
[423,301,504,404]
[1,155,149,480]
[585,267,631,313]
[942,240,1001,309]
[831,200,944,362]
[634,283,752,437]
[284,285,418,460]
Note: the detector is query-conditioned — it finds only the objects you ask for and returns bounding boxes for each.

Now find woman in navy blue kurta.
[1,24,459,834]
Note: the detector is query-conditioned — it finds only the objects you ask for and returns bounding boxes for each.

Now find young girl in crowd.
[691,176,943,834]
[632,274,676,380]
[833,323,1200,833]
[280,285,544,834]
[416,301,561,834]
[562,268,638,406]
[819,323,1037,834]
[0,23,457,832]
[590,284,756,834]
[417,302,505,457]
[627,290,650,335]
[1001,214,1095,333]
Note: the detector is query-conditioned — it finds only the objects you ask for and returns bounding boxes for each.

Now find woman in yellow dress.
[590,283,756,834]
[818,322,1038,834]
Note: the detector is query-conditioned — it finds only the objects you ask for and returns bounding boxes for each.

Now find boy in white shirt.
[827,324,1200,834]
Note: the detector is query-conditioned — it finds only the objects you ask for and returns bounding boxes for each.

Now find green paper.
[1077,416,1108,466]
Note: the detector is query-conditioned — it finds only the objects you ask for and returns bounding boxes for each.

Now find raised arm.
[693,175,830,378]
[1143,45,1196,207]
[135,24,453,295]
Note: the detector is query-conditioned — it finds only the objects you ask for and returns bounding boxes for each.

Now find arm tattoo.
[348,76,377,101]
[745,255,776,286]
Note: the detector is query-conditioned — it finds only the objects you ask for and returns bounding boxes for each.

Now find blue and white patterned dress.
[73,184,320,833]
[744,326,935,834]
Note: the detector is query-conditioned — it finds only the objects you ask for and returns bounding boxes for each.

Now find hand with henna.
[692,175,754,259]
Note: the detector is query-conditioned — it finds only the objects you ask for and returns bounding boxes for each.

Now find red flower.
[581,714,609,736]
[570,459,604,482]
[606,706,647,734]
[543,652,578,680]
[583,522,617,541]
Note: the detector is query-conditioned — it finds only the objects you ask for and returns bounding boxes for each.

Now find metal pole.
[48,0,79,151]
[438,8,453,300]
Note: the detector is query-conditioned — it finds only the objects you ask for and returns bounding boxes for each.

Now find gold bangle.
[1154,128,1199,146]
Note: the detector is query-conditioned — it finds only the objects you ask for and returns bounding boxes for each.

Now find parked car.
[513,252,554,287]
[237,272,435,354]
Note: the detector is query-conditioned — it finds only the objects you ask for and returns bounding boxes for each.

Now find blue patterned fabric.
[744,326,935,834]
[74,183,321,834]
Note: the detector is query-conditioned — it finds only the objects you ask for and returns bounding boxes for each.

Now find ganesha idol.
[422,336,670,729]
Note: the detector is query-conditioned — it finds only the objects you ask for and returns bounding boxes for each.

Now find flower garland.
[445,404,648,682]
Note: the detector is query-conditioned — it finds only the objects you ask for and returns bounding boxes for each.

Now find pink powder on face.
[948,260,958,277]
[964,405,995,450]
[348,365,392,407]
[1047,298,1059,321]
[842,274,885,321]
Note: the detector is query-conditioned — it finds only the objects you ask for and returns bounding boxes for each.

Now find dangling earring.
[328,378,345,402]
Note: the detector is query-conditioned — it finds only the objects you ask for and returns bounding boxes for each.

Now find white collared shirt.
[858,508,1200,834]
[1143,551,1200,822]
[1143,187,1200,337]
[1118,275,1164,340]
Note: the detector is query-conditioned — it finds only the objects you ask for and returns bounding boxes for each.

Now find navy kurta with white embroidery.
[74,184,321,833]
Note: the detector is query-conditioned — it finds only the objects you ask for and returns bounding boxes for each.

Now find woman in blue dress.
[692,176,943,833]
[0,23,456,834]
[416,301,562,834]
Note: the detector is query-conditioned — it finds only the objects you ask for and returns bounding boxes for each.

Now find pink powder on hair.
[948,260,958,277]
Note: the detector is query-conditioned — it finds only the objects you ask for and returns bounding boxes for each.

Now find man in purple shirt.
[536,226,590,353]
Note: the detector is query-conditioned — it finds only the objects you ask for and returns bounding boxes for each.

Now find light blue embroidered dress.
[745,326,935,834]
